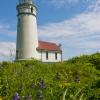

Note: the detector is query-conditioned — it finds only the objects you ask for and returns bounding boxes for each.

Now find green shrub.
[0,53,100,99]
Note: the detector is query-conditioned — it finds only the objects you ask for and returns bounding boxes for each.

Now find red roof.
[37,41,62,52]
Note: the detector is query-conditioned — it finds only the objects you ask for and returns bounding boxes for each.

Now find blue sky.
[0,0,100,61]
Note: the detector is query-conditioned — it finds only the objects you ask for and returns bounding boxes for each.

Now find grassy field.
[0,53,100,100]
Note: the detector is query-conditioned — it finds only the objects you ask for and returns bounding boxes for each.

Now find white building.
[16,0,62,62]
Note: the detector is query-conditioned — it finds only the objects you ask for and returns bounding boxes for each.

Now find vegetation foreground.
[0,53,100,100]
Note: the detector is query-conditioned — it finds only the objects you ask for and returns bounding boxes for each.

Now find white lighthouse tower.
[16,0,39,60]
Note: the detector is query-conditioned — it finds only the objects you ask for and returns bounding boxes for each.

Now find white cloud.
[0,22,16,61]
[39,12,100,43]
[42,0,79,8]
[0,22,16,36]
[0,42,16,61]
[0,23,10,30]
[88,0,100,12]
[38,0,100,58]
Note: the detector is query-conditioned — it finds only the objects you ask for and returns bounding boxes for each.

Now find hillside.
[0,53,100,100]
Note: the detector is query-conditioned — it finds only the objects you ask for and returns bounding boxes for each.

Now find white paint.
[16,1,39,60]
[38,51,62,62]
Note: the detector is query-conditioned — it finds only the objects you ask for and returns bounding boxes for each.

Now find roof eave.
[36,48,62,53]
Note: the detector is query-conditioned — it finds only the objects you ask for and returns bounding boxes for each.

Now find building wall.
[38,51,62,62]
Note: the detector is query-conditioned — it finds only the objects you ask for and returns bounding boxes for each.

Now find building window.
[55,52,57,60]
[46,51,48,60]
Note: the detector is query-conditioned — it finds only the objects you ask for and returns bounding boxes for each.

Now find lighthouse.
[16,0,39,60]
[16,0,62,62]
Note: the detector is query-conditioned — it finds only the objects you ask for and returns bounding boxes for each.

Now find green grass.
[0,53,100,100]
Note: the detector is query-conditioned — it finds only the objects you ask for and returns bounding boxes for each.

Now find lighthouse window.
[31,7,33,13]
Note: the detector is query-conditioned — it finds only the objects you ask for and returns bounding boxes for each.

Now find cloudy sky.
[0,0,100,61]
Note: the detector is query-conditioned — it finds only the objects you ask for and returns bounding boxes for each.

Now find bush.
[0,53,100,99]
